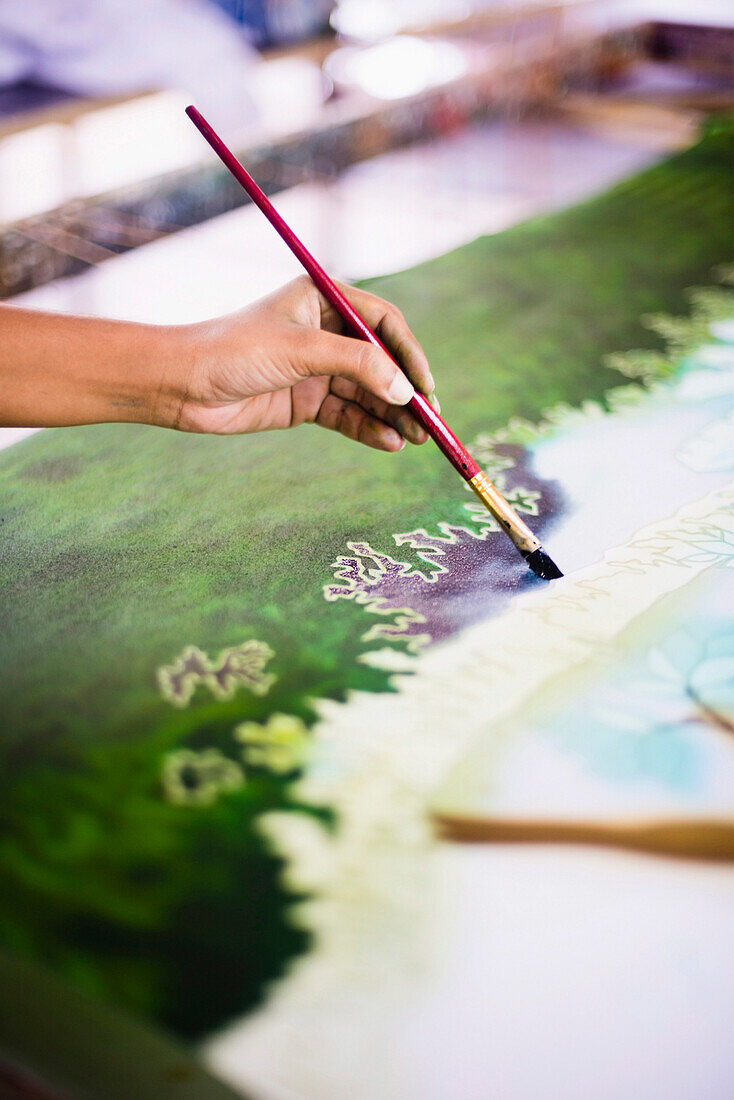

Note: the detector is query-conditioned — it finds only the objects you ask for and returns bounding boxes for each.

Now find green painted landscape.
[1,119,734,1075]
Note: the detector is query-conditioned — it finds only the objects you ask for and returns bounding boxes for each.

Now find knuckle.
[300,336,323,377]
[394,336,416,371]
[394,335,410,359]
[354,343,381,380]
[335,398,349,433]
[357,418,374,447]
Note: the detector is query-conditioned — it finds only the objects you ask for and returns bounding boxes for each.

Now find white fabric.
[0,0,257,122]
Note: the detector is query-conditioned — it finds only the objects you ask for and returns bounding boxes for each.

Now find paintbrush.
[185,105,562,580]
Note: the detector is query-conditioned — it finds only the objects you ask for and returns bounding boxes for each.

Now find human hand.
[173,276,437,451]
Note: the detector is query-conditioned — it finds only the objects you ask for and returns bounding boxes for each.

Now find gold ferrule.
[469,471,541,556]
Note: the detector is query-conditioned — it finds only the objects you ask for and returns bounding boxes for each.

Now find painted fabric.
[1,119,734,1091]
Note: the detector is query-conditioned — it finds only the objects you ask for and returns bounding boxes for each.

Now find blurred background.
[0,0,732,305]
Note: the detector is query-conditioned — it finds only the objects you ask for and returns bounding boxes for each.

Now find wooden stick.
[434,811,734,862]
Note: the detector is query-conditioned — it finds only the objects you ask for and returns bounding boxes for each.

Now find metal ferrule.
[468,471,541,556]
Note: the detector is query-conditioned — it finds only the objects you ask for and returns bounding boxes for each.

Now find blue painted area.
[547,714,702,793]
[525,324,734,794]
[541,589,734,795]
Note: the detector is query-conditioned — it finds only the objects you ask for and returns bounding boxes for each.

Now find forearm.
[0,279,432,447]
[0,305,190,429]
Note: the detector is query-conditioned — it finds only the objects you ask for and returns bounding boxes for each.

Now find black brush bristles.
[525,547,563,580]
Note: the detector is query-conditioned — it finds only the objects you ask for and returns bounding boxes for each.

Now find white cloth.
[0,0,258,121]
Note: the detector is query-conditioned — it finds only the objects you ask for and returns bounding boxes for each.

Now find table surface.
[3,118,734,1100]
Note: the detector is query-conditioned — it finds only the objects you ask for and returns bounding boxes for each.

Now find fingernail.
[388,371,415,406]
[426,372,436,393]
[428,392,441,414]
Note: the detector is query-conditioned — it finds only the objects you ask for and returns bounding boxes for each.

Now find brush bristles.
[525,547,563,580]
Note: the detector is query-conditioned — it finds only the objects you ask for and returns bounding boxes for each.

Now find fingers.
[298,329,415,406]
[324,281,435,396]
[329,375,428,445]
[316,392,406,452]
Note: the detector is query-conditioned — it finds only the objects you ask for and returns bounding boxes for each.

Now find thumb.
[297,329,415,406]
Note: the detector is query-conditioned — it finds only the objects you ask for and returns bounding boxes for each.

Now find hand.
[175,276,436,451]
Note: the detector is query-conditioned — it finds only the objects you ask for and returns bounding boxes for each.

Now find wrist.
[133,324,199,431]
[152,321,217,432]
[51,318,197,431]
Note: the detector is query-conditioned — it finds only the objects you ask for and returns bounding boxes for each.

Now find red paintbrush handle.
[185,106,481,481]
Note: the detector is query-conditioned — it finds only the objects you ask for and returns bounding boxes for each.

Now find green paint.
[0,120,734,1055]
